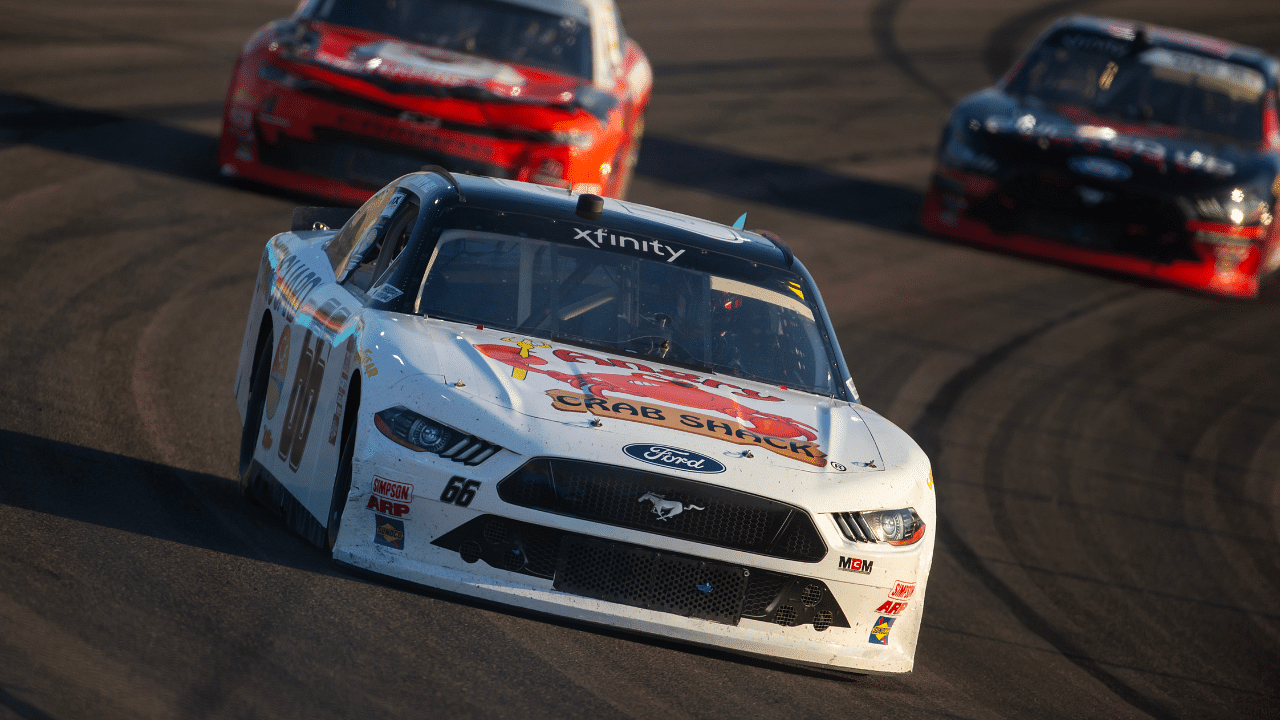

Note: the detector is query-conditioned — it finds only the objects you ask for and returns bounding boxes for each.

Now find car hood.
[955,88,1274,192]
[296,22,583,105]
[370,317,894,479]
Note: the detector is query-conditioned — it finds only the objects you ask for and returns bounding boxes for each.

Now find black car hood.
[951,89,1277,194]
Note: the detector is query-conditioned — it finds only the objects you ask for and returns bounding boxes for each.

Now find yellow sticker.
[788,281,805,300]
[927,469,934,489]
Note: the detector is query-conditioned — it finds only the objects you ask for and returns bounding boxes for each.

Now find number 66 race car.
[233,169,936,674]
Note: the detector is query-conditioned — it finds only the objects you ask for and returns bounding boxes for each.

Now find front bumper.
[219,74,610,205]
[922,165,1277,298]
[334,449,933,675]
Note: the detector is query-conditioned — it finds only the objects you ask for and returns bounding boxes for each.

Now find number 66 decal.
[440,477,481,507]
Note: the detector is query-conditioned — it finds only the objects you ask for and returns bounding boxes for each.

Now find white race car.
[234,170,936,674]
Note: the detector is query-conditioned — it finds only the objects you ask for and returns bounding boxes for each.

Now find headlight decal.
[374,406,501,465]
[834,508,925,546]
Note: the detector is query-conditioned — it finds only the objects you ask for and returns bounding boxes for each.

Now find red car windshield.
[1009,32,1266,145]
[309,0,592,79]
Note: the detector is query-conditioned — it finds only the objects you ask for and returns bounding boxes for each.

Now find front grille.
[833,511,878,543]
[437,433,501,465]
[431,516,849,629]
[497,458,827,562]
[258,128,510,189]
[970,166,1199,263]
[555,535,749,625]
[300,86,548,143]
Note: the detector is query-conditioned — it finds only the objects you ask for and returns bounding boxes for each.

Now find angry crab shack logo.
[475,339,828,467]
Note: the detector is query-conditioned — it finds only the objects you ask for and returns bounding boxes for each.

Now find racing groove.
[1,0,1279,718]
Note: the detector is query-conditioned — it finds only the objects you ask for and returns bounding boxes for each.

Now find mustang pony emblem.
[639,492,704,521]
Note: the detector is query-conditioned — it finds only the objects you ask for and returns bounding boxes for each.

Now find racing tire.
[326,415,356,552]
[238,335,272,497]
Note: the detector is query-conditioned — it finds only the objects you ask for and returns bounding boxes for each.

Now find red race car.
[923,16,1280,297]
[219,0,651,205]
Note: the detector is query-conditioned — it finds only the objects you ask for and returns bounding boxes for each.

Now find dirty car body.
[219,0,651,205]
[923,15,1280,297]
[234,172,936,674]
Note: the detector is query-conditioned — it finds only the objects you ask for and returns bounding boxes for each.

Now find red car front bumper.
[921,166,1279,298]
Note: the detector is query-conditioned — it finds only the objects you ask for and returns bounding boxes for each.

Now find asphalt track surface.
[2,1,1280,718]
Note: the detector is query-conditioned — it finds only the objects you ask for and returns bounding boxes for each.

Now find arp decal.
[266,326,291,419]
[889,581,916,601]
[623,444,726,474]
[875,601,908,615]
[869,616,895,645]
[373,514,405,549]
[278,328,329,473]
[367,476,414,518]
[838,556,873,574]
[572,227,686,263]
[367,496,411,518]
[476,340,827,467]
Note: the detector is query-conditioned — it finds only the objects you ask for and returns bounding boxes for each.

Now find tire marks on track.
[908,289,1182,720]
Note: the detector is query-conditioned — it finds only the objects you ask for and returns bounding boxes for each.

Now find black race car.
[923,15,1280,297]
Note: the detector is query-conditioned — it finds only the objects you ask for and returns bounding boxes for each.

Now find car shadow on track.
[0,427,881,684]
[0,429,333,574]
[0,91,927,233]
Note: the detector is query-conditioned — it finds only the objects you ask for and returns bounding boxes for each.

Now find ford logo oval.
[623,444,726,474]
[1068,155,1132,182]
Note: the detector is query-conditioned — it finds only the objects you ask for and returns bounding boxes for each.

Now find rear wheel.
[238,335,272,496]
[326,414,356,551]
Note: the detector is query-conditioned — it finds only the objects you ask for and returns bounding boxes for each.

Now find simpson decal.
[476,340,827,467]
[372,476,414,502]
[869,616,895,645]
[889,581,916,601]
[374,515,405,549]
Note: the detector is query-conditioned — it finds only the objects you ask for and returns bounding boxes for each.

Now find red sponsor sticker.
[874,601,908,615]
[889,581,915,601]
[372,476,414,503]
[367,496,411,518]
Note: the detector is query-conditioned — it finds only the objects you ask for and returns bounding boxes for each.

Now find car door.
[286,186,424,522]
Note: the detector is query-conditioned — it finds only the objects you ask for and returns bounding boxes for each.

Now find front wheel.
[326,416,356,551]
[238,336,272,496]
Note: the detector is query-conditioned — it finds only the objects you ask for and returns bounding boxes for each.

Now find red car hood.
[301,23,581,105]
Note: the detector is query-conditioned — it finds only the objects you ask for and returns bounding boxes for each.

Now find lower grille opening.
[432,515,850,629]
[258,128,510,189]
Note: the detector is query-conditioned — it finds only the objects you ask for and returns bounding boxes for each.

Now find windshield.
[310,0,592,79]
[415,230,838,395]
[1009,32,1265,144]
